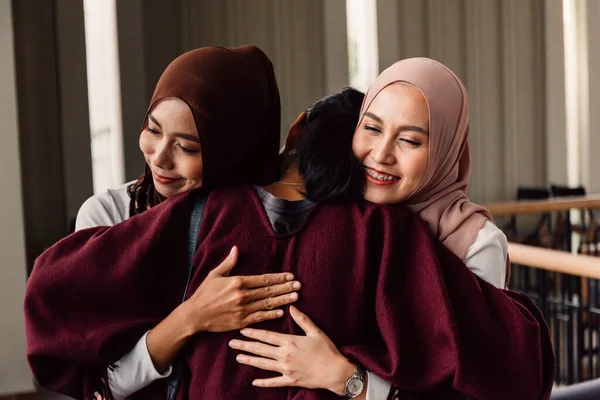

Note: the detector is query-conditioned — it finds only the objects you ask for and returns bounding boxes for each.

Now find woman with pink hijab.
[231,58,512,398]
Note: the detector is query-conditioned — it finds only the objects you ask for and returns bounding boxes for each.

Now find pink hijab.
[359,58,507,282]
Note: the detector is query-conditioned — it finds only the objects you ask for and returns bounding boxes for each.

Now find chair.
[503,187,552,247]
[550,378,600,399]
[550,185,599,254]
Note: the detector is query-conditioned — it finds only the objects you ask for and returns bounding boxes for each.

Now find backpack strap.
[167,195,207,400]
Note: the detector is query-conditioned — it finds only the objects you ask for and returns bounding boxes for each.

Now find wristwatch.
[341,364,365,398]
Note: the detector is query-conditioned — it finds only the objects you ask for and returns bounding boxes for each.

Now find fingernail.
[290,293,298,300]
[292,281,301,289]
[236,354,245,361]
[286,274,294,281]
[230,246,237,255]
[290,305,297,313]
[240,328,249,335]
[229,340,239,346]
[276,309,284,316]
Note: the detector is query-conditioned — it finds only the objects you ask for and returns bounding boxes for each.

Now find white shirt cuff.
[107,331,173,399]
[366,370,392,400]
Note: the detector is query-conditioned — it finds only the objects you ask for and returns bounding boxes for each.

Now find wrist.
[173,302,203,336]
[328,356,356,395]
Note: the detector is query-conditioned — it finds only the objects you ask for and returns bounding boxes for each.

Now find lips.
[364,167,400,186]
[153,172,183,185]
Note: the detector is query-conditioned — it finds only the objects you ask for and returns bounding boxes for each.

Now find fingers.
[242,309,284,326]
[229,339,279,359]
[244,281,301,303]
[246,292,299,313]
[210,246,238,277]
[241,272,295,289]
[252,376,295,388]
[289,306,322,336]
[235,354,281,373]
[240,327,295,346]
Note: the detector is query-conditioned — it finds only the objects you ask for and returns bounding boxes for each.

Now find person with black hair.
[228,60,528,399]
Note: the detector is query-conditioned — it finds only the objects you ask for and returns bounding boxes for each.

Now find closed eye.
[146,127,160,135]
[176,143,200,154]
[364,125,381,134]
[399,138,421,147]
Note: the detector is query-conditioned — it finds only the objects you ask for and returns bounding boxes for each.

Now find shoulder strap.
[183,195,207,301]
[167,194,207,400]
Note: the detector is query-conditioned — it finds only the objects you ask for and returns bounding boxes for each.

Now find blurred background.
[2,0,600,398]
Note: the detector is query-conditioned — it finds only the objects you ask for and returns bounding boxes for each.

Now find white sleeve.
[107,331,173,400]
[464,220,508,289]
[74,193,119,231]
[366,371,392,400]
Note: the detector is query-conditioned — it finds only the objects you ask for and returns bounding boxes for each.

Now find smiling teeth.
[365,168,399,181]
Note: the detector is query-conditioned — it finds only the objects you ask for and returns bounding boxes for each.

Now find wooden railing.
[508,243,600,385]
[509,243,600,278]
[484,194,600,217]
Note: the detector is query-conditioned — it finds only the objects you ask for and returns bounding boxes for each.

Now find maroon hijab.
[129,45,281,214]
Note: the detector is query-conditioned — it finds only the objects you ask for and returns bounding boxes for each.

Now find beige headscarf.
[359,58,507,282]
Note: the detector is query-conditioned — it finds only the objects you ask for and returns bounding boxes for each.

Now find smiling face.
[138,97,203,198]
[352,83,430,204]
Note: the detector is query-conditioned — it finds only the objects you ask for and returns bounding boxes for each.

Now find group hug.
[25,45,554,399]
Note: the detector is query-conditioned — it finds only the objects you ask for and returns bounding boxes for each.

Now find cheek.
[407,150,428,181]
[182,156,204,182]
[139,131,153,156]
[352,133,369,161]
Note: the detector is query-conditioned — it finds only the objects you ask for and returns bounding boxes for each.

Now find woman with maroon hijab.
[27,45,306,399]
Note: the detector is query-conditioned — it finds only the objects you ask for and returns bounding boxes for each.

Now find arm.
[75,192,121,231]
[464,221,508,289]
[107,247,302,398]
[107,332,172,399]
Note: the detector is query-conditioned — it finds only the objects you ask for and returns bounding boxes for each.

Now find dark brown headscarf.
[129,45,281,215]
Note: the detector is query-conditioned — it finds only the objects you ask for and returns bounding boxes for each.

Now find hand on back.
[181,246,301,333]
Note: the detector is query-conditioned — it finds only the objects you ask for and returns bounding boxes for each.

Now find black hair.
[298,87,366,203]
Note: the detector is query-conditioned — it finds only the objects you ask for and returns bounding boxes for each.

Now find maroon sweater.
[25,186,554,399]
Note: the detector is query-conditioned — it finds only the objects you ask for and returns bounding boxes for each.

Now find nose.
[370,137,396,165]
[152,142,174,170]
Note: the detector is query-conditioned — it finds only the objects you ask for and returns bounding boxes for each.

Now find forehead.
[149,98,197,127]
[151,97,191,116]
[367,83,429,124]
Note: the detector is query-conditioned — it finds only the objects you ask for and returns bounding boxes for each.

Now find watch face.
[347,378,364,395]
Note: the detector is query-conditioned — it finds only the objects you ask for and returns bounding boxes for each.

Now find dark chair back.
[550,378,600,399]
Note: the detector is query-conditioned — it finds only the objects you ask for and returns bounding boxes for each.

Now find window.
[83,0,125,193]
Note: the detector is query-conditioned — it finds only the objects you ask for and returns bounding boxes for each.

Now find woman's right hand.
[180,246,301,334]
[146,246,301,374]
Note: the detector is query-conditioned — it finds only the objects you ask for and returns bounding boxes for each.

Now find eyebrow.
[147,113,201,143]
[363,111,429,135]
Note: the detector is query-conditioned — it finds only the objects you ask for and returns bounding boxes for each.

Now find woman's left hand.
[228,306,356,395]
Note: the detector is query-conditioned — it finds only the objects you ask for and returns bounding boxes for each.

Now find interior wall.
[12,0,67,269]
[0,0,34,394]
[11,0,93,271]
[584,0,600,194]
[117,0,348,164]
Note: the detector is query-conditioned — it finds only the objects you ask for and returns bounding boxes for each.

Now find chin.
[364,187,406,204]
[363,190,404,205]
